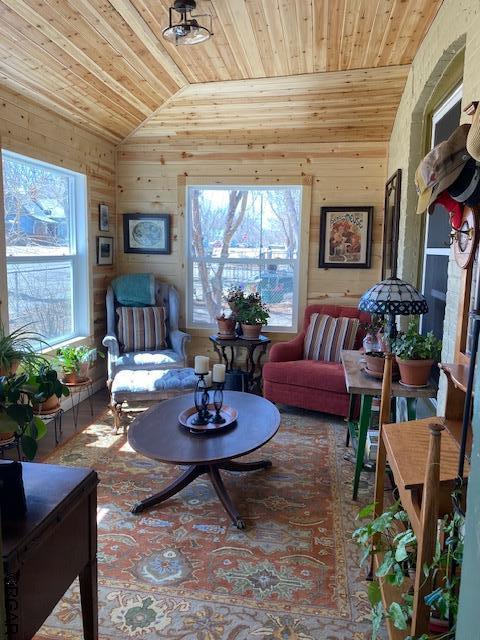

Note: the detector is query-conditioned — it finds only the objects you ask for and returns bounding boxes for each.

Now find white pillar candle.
[212,363,226,383]
[194,355,209,374]
[203,372,212,388]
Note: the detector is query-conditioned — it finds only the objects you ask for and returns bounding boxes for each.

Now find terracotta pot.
[0,431,15,442]
[216,315,236,339]
[38,394,60,413]
[396,357,433,387]
[240,323,263,340]
[364,351,385,375]
[62,371,88,385]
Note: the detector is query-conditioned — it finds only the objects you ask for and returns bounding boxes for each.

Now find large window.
[186,184,302,331]
[2,151,89,345]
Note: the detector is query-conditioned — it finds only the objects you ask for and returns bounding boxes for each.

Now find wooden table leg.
[131,464,205,514]
[352,394,372,501]
[208,466,245,529]
[406,397,417,421]
[219,459,272,472]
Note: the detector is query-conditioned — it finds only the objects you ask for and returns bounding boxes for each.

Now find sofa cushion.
[303,314,359,362]
[114,349,182,370]
[117,306,167,352]
[262,360,347,394]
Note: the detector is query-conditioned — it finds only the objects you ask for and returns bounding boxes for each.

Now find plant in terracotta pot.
[0,324,47,376]
[216,312,236,339]
[224,285,246,314]
[23,363,70,413]
[236,292,269,339]
[0,373,47,459]
[54,346,102,384]
[361,316,385,354]
[392,321,442,387]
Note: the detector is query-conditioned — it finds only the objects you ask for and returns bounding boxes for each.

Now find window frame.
[182,176,311,334]
[2,149,90,346]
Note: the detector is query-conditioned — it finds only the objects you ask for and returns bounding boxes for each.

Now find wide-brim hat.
[415,124,471,214]
[467,104,480,162]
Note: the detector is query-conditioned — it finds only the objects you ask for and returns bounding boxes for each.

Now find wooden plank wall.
[0,85,116,382]
[117,138,387,360]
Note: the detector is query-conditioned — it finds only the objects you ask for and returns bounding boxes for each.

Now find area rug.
[34,405,377,640]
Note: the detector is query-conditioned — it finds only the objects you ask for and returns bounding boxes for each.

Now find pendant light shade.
[163,0,212,46]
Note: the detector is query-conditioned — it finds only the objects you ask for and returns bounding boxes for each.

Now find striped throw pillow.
[303,314,359,362]
[117,306,168,352]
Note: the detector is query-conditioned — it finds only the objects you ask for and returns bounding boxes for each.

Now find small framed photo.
[99,204,109,232]
[318,206,373,269]
[123,213,171,254]
[97,236,113,265]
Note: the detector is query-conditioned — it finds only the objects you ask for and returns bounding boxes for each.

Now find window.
[2,150,89,346]
[186,184,302,331]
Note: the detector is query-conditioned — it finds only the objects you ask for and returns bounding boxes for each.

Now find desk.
[341,350,437,499]
[209,335,270,393]
[2,461,98,639]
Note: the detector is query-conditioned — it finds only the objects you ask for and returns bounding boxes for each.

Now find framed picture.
[99,204,109,232]
[97,236,113,265]
[381,169,402,279]
[123,213,171,254]
[318,206,373,268]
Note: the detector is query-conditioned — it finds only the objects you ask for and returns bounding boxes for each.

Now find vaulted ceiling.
[0,0,442,144]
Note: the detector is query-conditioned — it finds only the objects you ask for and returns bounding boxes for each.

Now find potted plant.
[224,286,246,314]
[392,320,442,387]
[361,315,385,354]
[236,292,269,339]
[216,312,236,339]
[54,346,101,384]
[24,363,70,413]
[0,324,47,376]
[0,373,47,459]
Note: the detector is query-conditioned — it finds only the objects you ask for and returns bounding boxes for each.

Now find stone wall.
[387,0,480,411]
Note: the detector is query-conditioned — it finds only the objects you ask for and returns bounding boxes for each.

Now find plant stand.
[64,378,94,431]
[34,406,63,445]
[0,434,21,460]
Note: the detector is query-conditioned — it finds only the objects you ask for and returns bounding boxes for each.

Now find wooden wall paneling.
[0,85,117,380]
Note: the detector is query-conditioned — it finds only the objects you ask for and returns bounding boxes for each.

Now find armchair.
[103,278,191,388]
[263,304,369,417]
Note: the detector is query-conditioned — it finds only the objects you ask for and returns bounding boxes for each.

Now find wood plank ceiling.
[0,0,442,143]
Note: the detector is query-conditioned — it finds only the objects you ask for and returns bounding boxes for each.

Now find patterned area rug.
[35,404,377,639]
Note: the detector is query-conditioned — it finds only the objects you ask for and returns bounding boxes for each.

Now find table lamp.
[358,277,428,340]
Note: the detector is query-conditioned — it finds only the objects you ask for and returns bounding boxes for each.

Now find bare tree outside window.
[188,185,301,329]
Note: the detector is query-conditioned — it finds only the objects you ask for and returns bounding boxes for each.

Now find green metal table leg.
[352,394,372,501]
[406,397,417,421]
[345,393,356,447]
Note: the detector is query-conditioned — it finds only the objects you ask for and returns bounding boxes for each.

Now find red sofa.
[263,305,370,417]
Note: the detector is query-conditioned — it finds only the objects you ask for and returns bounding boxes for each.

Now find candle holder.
[210,382,225,424]
[191,373,212,426]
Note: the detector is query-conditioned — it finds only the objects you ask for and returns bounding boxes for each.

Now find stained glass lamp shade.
[358,277,428,338]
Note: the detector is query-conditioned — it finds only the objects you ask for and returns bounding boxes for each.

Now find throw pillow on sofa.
[303,313,359,362]
[117,306,168,352]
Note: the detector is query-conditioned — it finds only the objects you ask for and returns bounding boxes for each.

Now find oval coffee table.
[128,390,280,529]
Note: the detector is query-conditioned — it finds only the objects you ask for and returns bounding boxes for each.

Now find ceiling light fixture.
[163,0,213,46]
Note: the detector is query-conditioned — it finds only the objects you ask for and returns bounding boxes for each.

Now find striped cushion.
[303,314,359,362]
[117,306,167,352]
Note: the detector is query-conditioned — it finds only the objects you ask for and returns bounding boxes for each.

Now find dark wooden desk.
[2,461,98,640]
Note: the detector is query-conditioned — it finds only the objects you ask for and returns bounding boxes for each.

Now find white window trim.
[2,150,90,346]
[184,180,310,333]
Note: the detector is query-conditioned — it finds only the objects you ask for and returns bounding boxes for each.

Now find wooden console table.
[2,461,98,639]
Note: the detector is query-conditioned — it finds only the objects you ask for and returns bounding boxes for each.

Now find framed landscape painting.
[318,206,373,269]
[123,213,171,254]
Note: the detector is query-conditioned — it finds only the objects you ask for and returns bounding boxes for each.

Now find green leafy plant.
[236,292,270,326]
[361,314,385,336]
[392,320,442,361]
[224,285,246,308]
[0,323,48,373]
[24,364,70,405]
[54,345,102,377]
[0,373,47,459]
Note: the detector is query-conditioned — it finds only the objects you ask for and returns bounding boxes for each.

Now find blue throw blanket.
[112,274,155,307]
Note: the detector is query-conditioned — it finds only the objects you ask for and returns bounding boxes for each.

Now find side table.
[209,334,271,393]
[64,378,94,430]
[341,350,438,500]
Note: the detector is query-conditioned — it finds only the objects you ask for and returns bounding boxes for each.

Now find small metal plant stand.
[34,406,64,445]
[64,378,94,430]
[0,434,22,460]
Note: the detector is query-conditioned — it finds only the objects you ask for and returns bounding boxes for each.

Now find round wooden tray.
[178,404,238,434]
